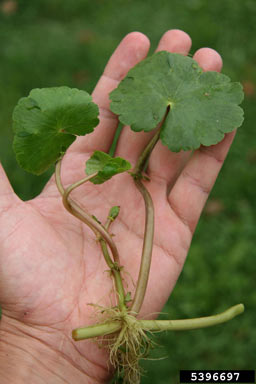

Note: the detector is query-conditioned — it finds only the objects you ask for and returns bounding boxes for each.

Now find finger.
[193,47,223,72]
[0,163,18,211]
[168,131,236,236]
[70,32,150,154]
[115,29,192,166]
[147,47,223,187]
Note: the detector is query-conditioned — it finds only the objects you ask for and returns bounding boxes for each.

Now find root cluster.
[98,308,154,384]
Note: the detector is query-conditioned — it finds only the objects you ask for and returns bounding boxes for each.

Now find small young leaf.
[86,151,131,184]
[108,206,120,221]
[124,292,132,303]
[13,87,99,175]
[92,215,102,224]
[110,51,244,152]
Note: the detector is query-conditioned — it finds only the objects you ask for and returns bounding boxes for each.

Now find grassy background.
[0,0,255,382]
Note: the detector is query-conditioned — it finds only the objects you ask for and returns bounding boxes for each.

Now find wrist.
[0,314,110,384]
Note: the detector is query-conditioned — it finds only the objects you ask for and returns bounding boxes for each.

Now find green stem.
[72,321,121,341]
[139,304,245,331]
[98,207,126,311]
[133,129,161,175]
[55,160,126,311]
[62,172,98,209]
[55,160,121,264]
[99,238,126,312]
[105,217,114,231]
[130,110,171,315]
[130,179,154,315]
[133,108,169,175]
[130,129,162,315]
[72,304,244,341]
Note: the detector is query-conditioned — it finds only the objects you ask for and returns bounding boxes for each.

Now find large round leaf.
[13,87,99,175]
[110,51,244,152]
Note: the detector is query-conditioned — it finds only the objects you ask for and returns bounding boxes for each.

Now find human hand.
[0,30,231,383]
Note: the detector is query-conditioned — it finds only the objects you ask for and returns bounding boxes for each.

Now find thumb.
[0,163,18,211]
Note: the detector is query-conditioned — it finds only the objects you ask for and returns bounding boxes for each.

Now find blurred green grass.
[0,0,255,382]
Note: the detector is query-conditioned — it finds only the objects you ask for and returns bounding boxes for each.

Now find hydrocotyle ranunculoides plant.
[11,51,244,384]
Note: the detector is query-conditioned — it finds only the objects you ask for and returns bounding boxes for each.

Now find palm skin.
[0,30,233,383]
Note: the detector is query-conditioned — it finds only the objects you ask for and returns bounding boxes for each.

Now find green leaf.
[85,151,131,184]
[92,215,102,224]
[110,51,244,152]
[108,206,120,221]
[13,86,99,175]
[124,292,132,303]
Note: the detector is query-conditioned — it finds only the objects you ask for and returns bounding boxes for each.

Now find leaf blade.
[85,151,131,184]
[110,51,244,152]
[12,87,99,175]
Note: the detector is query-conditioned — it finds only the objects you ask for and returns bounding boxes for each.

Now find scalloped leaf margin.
[13,87,99,175]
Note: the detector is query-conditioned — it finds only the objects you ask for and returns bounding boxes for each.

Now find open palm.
[0,30,234,383]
